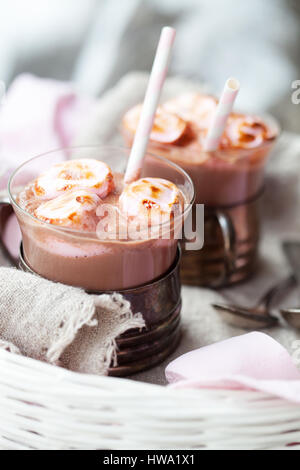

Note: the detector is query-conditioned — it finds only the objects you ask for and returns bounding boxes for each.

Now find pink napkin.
[0,74,96,259]
[166,332,300,403]
[0,74,95,182]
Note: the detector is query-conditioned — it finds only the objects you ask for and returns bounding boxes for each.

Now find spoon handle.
[257,274,297,310]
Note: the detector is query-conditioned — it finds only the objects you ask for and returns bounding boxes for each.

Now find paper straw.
[204,77,240,151]
[124,27,176,184]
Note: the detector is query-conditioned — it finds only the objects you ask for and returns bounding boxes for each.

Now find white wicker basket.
[1,349,300,450]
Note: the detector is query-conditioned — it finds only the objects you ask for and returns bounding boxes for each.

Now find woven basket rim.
[2,348,300,451]
[0,347,296,404]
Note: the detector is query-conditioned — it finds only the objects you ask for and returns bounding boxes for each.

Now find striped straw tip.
[226,77,240,91]
[162,26,176,36]
[159,26,176,48]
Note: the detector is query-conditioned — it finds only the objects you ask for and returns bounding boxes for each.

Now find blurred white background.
[0,0,299,130]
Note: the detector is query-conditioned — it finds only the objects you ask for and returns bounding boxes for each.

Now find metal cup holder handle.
[0,197,18,267]
[214,209,236,284]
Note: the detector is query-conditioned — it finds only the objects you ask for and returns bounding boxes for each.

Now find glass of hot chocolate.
[9,146,194,292]
[122,93,280,287]
[8,146,194,375]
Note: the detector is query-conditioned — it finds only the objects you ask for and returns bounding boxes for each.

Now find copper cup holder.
[19,243,182,376]
[181,190,263,288]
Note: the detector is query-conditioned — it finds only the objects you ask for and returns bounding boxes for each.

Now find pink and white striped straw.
[124,27,176,184]
[204,77,240,152]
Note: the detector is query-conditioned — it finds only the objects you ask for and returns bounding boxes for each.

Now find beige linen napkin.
[73,72,300,384]
[0,267,144,374]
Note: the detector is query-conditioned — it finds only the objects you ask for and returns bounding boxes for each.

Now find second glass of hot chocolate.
[122,93,279,286]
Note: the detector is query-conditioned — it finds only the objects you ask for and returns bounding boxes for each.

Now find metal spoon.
[279,241,300,329]
[280,308,300,329]
[212,274,296,329]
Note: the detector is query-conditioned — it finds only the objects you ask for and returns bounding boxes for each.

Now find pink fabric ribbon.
[166,332,300,403]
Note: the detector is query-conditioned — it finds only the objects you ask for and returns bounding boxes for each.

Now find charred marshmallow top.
[33,159,114,199]
[123,93,276,150]
[34,189,100,229]
[19,160,184,233]
[123,105,187,144]
[163,93,217,129]
[120,177,184,224]
[224,114,275,149]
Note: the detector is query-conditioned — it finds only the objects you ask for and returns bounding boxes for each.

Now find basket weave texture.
[1,350,300,450]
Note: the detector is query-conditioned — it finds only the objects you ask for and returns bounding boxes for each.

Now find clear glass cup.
[9,146,194,291]
[123,115,280,286]
[123,115,279,206]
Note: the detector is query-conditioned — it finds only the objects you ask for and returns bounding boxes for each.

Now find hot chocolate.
[10,148,193,291]
[122,93,278,206]
[122,93,279,287]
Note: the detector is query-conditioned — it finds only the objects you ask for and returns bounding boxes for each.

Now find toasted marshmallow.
[34,189,100,229]
[120,177,184,225]
[33,159,114,199]
[123,104,187,144]
[224,114,275,149]
[163,93,217,129]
